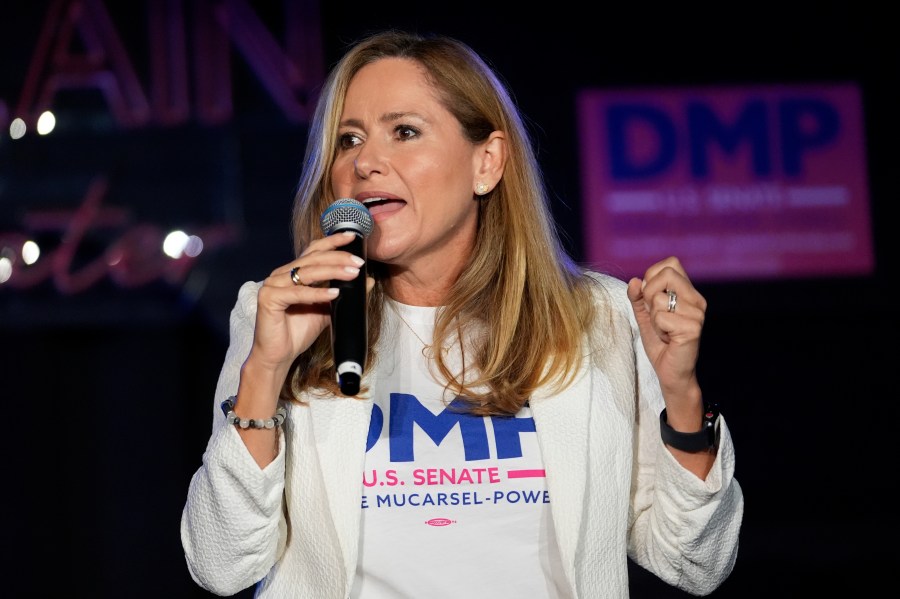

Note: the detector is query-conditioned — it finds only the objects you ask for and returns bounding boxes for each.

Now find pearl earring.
[475,182,489,195]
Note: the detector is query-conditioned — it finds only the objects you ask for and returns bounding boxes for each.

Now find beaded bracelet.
[220,396,287,430]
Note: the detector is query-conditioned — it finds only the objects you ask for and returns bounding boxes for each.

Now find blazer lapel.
[308,394,374,589]
[529,368,592,587]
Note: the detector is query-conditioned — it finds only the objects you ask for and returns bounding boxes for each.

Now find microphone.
[320,198,374,396]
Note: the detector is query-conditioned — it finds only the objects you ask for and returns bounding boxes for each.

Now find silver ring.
[290,266,303,286]
[666,289,677,313]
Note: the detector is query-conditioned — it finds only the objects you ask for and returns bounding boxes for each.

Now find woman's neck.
[382,261,462,306]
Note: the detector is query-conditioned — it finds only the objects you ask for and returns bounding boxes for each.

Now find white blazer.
[182,274,743,598]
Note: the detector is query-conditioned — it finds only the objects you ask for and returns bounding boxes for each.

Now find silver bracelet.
[220,396,287,429]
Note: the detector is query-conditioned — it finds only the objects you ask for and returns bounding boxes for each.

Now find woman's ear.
[473,131,507,196]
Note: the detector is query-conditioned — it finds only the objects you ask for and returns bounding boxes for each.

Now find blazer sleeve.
[180,281,288,596]
[621,279,745,596]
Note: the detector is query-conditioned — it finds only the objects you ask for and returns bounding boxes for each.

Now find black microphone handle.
[329,231,367,395]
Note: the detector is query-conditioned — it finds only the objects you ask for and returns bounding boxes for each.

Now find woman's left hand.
[626,256,707,402]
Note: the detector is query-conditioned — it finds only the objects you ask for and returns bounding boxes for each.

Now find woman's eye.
[339,132,361,149]
[395,125,420,140]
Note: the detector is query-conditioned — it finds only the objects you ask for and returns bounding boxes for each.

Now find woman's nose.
[353,157,367,178]
[352,144,385,179]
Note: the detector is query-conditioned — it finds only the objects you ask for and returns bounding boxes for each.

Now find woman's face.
[330,57,483,276]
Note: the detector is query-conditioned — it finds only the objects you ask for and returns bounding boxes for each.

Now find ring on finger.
[666,289,677,313]
[290,266,303,286]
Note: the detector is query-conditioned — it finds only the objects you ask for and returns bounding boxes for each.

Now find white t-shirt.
[350,301,569,599]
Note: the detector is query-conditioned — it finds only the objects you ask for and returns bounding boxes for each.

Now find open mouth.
[363,197,405,216]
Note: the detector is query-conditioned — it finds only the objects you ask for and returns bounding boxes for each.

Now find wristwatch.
[659,403,720,452]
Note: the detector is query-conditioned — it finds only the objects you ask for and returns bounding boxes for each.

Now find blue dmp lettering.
[365,394,536,462]
[606,96,840,180]
[389,394,488,461]
[779,99,839,175]
[492,413,536,459]
[687,101,770,177]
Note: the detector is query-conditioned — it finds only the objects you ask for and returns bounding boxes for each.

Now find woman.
[181,29,743,598]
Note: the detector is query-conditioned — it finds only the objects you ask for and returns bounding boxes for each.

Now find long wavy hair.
[283,29,600,416]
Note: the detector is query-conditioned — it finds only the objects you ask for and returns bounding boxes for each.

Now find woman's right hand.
[247,231,368,381]
[232,232,370,467]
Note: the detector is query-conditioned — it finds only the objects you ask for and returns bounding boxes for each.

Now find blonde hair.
[284,30,600,415]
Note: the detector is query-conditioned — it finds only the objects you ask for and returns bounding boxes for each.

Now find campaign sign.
[576,83,873,281]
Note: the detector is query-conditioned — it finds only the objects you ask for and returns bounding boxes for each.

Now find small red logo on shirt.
[425,518,455,527]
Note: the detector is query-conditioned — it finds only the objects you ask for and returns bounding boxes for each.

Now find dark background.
[1,1,896,597]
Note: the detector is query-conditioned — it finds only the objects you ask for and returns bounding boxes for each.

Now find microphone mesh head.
[320,198,374,237]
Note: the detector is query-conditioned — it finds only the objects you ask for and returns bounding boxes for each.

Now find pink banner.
[577,83,873,281]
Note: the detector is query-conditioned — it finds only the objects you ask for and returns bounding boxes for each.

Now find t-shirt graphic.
[350,301,569,599]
